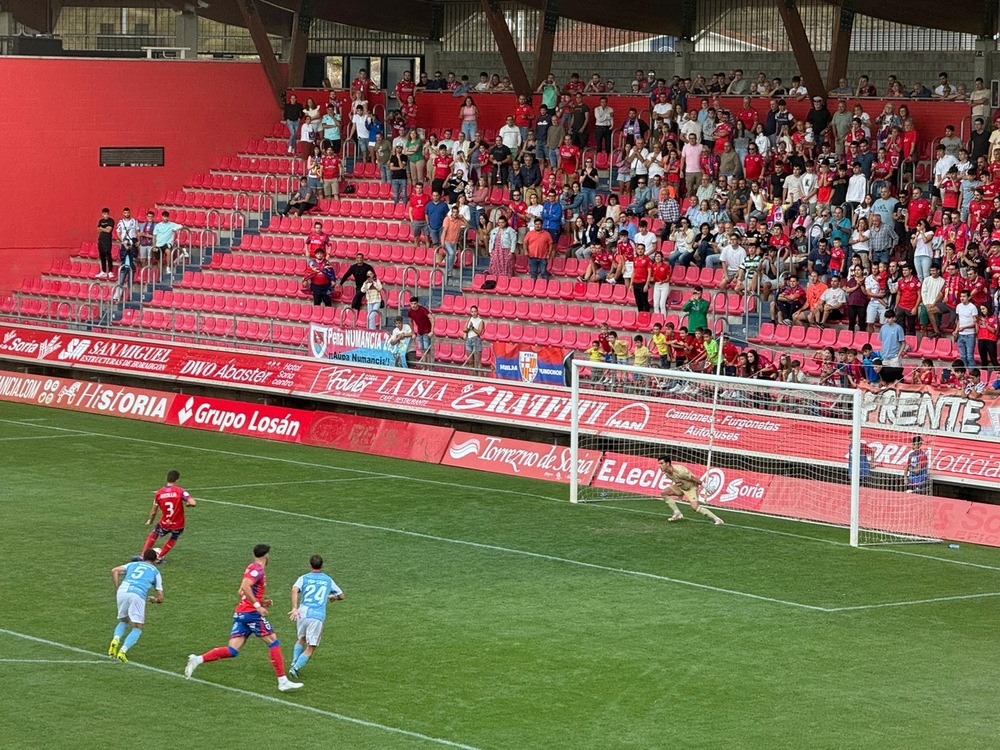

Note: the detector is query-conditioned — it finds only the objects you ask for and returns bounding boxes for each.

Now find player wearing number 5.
[108,548,163,663]
[288,555,344,679]
[141,469,196,563]
[658,455,725,525]
[184,544,303,692]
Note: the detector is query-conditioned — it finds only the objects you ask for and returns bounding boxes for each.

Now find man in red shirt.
[904,187,930,240]
[580,246,617,283]
[968,188,990,233]
[632,243,653,312]
[743,143,765,182]
[943,261,967,307]
[563,73,584,94]
[185,544,302,692]
[737,97,758,132]
[523,218,554,281]
[305,222,329,256]
[320,147,341,198]
[966,267,989,306]
[394,70,416,102]
[407,296,435,363]
[430,145,453,195]
[557,134,581,184]
[407,182,431,248]
[141,470,196,563]
[894,263,921,334]
[773,275,807,323]
[513,95,533,140]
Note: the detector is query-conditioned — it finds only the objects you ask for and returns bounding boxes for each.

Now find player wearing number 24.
[287,554,344,680]
[140,469,197,563]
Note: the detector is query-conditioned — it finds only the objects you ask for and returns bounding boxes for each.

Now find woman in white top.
[753,124,770,157]
[525,193,544,223]
[303,98,321,127]
[911,218,935,281]
[850,217,871,272]
[455,194,472,223]
[360,271,384,330]
[853,194,874,225]
[451,151,469,182]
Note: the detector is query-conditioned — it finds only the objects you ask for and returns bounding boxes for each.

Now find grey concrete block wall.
[430,50,983,94]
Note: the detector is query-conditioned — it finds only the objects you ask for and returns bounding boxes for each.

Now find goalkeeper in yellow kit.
[657,455,724,525]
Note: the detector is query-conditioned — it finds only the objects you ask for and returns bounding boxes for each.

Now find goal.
[568,357,937,547]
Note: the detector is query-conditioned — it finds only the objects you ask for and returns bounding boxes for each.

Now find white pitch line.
[0,628,483,750]
[825,591,1000,612]
[198,496,829,612]
[198,478,373,490]
[5,416,1000,577]
[0,433,89,442]
[0,658,111,664]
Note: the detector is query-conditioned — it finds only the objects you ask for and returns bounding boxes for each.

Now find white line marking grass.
[0,628,483,750]
[0,658,111,664]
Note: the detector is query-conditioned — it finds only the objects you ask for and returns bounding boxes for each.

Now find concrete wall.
[429,50,986,93]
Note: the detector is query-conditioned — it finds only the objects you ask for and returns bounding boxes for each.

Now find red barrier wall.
[0,58,281,293]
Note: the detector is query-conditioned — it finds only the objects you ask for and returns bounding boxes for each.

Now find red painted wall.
[0,58,281,293]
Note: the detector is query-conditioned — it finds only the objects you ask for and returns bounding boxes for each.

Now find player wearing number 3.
[184,544,303,692]
[287,555,344,679]
[108,548,163,663]
[141,469,196,563]
[658,455,725,525]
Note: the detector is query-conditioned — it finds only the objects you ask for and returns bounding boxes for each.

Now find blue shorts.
[230,611,275,639]
[153,524,184,540]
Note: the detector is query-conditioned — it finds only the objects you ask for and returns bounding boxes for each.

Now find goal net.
[569,356,937,547]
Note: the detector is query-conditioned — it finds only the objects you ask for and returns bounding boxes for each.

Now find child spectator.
[651,323,671,368]
[633,336,652,369]
[910,358,938,386]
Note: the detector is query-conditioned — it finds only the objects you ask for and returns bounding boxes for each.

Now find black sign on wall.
[100,147,165,167]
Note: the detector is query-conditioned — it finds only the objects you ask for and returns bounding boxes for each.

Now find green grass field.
[3,400,1000,749]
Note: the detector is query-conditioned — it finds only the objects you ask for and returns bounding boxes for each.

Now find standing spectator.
[954,289,978,368]
[536,74,559,110]
[513,95,533,142]
[407,182,430,250]
[374,133,392,182]
[347,105,372,163]
[360,270,384,330]
[546,114,566,172]
[406,297,435,364]
[569,92,590,149]
[878,308,909,373]
[112,208,138,282]
[523,218,554,281]
[388,316,416,367]
[903,436,930,494]
[488,136,513,187]
[304,248,336,306]
[682,286,710,330]
[425,190,449,254]
[632,244,652,312]
[894,264,921,334]
[649,251,671,315]
[680,132,704,198]
[338,252,376,312]
[593,96,614,154]
[283,94,304,154]
[320,103,341,153]
[439,204,468,281]
[136,210,155,270]
[486,215,517,277]
[305,221,329,257]
[499,115,522,154]
[464,304,486,370]
[96,207,115,280]
[320,147,341,199]
[541,190,563,243]
[458,96,479,141]
[389,146,408,205]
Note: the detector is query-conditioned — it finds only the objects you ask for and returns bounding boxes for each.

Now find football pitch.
[3,401,1000,749]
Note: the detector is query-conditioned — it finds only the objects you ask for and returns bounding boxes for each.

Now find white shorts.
[116,590,146,624]
[623,261,634,280]
[866,300,887,325]
[296,617,325,647]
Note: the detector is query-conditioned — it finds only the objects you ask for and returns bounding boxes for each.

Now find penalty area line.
[824,590,1000,612]
[0,628,484,750]
[0,658,111,664]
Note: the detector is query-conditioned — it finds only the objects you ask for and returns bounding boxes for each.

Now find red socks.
[268,642,286,677]
[202,646,236,663]
[159,538,177,558]
[141,532,158,553]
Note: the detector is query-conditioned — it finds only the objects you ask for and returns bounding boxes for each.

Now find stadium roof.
[7,0,998,39]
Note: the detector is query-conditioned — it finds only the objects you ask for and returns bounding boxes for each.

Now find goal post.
[569,357,937,547]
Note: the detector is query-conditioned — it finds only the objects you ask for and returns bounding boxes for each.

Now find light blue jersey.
[119,561,163,598]
[294,572,341,622]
